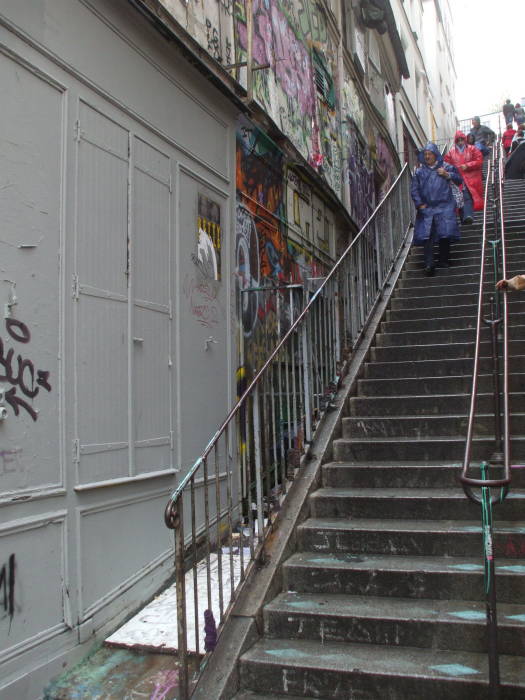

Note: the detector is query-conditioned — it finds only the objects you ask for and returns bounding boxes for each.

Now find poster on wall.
[195,193,222,281]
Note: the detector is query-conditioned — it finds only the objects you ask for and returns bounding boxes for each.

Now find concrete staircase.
[231,181,525,698]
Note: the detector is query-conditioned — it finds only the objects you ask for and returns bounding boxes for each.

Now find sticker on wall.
[194,194,222,281]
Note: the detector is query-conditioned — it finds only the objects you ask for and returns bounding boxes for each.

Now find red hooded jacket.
[502,127,516,151]
[444,131,484,210]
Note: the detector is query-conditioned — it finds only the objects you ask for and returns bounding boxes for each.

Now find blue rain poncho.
[411,142,463,245]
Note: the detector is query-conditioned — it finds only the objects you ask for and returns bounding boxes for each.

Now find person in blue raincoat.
[411,142,463,275]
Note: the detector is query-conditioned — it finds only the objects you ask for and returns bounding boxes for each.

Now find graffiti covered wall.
[157,0,399,226]
[235,116,327,374]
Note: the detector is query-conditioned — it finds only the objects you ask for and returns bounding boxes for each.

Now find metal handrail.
[460,144,511,495]
[458,140,511,700]
[164,163,414,699]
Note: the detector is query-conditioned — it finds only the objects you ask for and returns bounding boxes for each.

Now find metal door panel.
[178,170,229,470]
[78,492,173,618]
[76,102,128,296]
[132,140,171,306]
[131,136,173,474]
[76,295,129,484]
[132,306,171,474]
[0,514,67,659]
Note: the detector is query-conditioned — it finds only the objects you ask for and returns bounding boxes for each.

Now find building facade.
[0,1,455,697]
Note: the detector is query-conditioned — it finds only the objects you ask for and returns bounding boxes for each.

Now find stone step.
[387,298,525,321]
[363,356,525,378]
[297,517,525,558]
[380,315,480,334]
[333,435,525,462]
[375,327,483,346]
[391,292,479,309]
[263,591,525,655]
[396,279,500,295]
[308,487,525,521]
[356,373,525,396]
[370,340,525,362]
[403,262,484,279]
[406,247,525,268]
[231,694,301,700]
[239,638,525,698]
[342,413,525,439]
[282,551,525,603]
[321,462,525,489]
[348,392,522,416]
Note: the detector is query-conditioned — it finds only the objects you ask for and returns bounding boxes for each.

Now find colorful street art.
[235,0,323,164]
[235,117,325,373]
[195,193,222,281]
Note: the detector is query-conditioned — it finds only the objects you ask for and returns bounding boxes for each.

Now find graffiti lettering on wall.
[344,119,375,228]
[235,0,316,120]
[183,274,221,328]
[0,318,52,421]
[375,133,396,199]
[0,553,15,623]
[205,18,221,61]
[194,194,222,281]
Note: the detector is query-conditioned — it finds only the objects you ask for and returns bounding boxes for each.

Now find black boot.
[438,239,451,267]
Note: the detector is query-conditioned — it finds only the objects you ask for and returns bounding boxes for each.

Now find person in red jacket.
[502,124,517,155]
[444,131,483,224]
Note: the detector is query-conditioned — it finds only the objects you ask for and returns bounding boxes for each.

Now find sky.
[450,0,523,120]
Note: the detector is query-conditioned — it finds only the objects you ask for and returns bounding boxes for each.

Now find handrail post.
[301,320,313,444]
[175,498,188,700]
[485,297,503,464]
[481,464,501,699]
[253,385,265,540]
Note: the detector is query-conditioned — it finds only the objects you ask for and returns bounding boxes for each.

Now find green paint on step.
[448,563,483,571]
[43,645,191,700]
[430,664,480,677]
[448,610,486,621]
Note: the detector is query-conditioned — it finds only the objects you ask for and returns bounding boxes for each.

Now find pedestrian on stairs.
[502,124,517,155]
[469,116,496,154]
[503,99,515,126]
[445,131,484,224]
[466,132,490,158]
[411,142,463,276]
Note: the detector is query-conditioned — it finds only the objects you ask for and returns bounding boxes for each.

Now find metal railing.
[164,164,414,698]
[459,142,511,699]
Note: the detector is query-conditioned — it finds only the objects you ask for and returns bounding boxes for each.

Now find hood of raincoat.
[454,131,467,143]
[418,142,443,166]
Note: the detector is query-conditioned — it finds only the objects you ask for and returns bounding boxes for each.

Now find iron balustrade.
[459,142,511,699]
[164,164,413,699]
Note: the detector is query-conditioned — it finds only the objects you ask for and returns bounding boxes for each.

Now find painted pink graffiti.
[183,274,221,328]
[150,669,179,700]
[237,0,315,117]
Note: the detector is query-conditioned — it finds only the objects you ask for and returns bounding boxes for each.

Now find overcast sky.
[450,0,523,120]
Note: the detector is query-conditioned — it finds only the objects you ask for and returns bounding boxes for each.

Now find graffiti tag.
[0,554,15,623]
[0,318,52,421]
